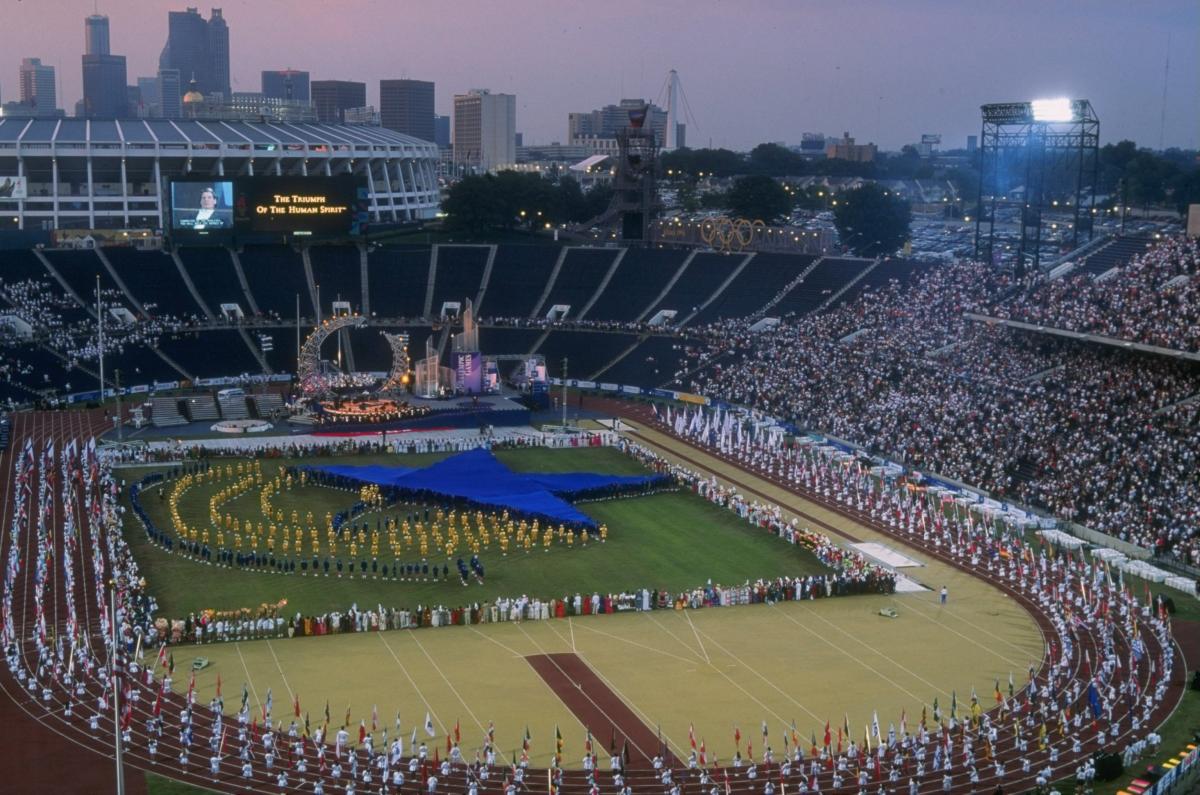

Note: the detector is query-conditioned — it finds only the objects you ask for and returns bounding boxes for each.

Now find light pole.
[109,580,126,795]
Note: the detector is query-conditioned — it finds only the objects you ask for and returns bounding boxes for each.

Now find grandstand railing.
[963,312,1200,362]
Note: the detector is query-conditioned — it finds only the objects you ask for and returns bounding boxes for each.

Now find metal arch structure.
[973,99,1100,277]
[380,331,411,392]
[698,216,766,253]
[297,314,366,394]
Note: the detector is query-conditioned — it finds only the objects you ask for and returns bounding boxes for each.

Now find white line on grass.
[900,596,1040,662]
[234,642,261,711]
[569,617,576,653]
[683,611,711,665]
[466,626,527,658]
[264,639,296,704]
[572,620,702,666]
[407,630,485,734]
[376,631,446,735]
[644,612,707,664]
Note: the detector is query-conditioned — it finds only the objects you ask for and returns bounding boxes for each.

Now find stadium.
[0,54,1197,795]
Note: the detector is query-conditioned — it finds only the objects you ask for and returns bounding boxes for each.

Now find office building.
[85,14,110,56]
[18,58,56,116]
[453,89,516,173]
[158,69,182,118]
[380,79,434,142]
[568,99,669,147]
[137,76,160,117]
[311,80,366,123]
[158,7,230,104]
[262,69,309,102]
[825,132,877,163]
[434,114,450,147]
[83,54,128,117]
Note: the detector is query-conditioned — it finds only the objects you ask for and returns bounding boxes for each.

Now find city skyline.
[0,0,1196,150]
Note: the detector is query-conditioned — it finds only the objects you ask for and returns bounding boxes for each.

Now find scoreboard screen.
[234,176,367,237]
[169,175,368,241]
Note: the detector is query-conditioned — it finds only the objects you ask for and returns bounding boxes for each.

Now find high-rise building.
[568,99,669,147]
[261,69,309,102]
[18,58,56,116]
[380,79,434,141]
[82,54,129,117]
[158,69,182,118]
[85,14,110,56]
[158,7,230,105]
[137,76,160,117]
[310,80,366,123]
[434,115,450,147]
[452,89,516,173]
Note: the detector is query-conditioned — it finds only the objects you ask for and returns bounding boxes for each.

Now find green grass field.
[121,446,830,619]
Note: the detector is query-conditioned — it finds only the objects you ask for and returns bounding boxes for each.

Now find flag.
[454,719,461,745]
[871,711,880,743]
[523,726,531,751]
[294,694,301,718]
[1008,671,1015,699]
[373,705,379,732]
[950,691,957,721]
[734,726,741,749]
[555,724,564,761]
[1087,681,1102,719]
[215,673,222,699]
[168,652,175,675]
[425,712,436,737]
[360,721,367,745]
[187,671,195,704]
[324,700,331,727]
[761,720,768,741]
[689,724,697,751]
[344,703,352,727]
[265,688,273,718]
[994,680,1002,704]
[822,721,830,749]
[241,683,250,712]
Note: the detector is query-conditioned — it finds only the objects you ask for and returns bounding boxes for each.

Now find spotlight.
[1031,98,1073,122]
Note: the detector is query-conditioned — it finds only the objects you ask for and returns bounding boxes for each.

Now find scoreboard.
[169,175,368,242]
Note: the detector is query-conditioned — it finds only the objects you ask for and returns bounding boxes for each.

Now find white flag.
[424,711,435,737]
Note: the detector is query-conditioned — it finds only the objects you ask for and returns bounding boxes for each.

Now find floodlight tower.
[665,69,680,151]
[974,98,1099,277]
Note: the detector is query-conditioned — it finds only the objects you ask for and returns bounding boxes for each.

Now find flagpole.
[110,580,126,795]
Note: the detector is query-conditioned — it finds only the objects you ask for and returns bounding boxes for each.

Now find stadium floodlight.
[1031,97,1074,122]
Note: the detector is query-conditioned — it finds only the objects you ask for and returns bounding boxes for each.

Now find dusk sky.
[2,0,1196,151]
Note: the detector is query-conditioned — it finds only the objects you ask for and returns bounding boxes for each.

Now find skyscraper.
[82,14,127,117]
[434,115,451,147]
[159,7,230,105]
[311,80,366,124]
[452,89,516,173]
[380,79,434,141]
[261,69,310,102]
[18,58,56,115]
[158,68,182,118]
[82,53,128,117]
[84,14,110,56]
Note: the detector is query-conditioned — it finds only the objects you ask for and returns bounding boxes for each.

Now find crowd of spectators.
[995,237,1200,352]
[684,250,1200,563]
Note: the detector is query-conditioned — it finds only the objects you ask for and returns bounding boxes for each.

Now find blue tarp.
[310,448,665,528]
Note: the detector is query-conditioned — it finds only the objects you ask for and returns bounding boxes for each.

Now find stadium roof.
[0,117,437,150]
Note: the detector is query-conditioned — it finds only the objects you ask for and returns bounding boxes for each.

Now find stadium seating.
[367,245,431,319]
[430,245,489,312]
[640,252,741,322]
[582,248,689,322]
[178,246,246,315]
[249,393,285,418]
[218,394,251,419]
[534,330,640,380]
[689,253,813,324]
[181,394,219,421]
[41,249,122,303]
[238,245,312,319]
[1075,236,1154,277]
[536,247,619,318]
[103,247,204,318]
[155,329,261,379]
[829,257,929,309]
[771,256,874,317]
[475,244,560,318]
[309,244,362,315]
[593,334,702,387]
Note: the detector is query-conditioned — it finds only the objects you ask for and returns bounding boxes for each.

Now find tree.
[832,182,911,257]
[725,175,792,223]
[747,143,806,177]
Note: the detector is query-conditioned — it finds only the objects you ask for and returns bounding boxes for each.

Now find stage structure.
[380,331,411,392]
[974,98,1099,276]
[576,105,662,242]
[451,299,483,394]
[298,314,367,394]
[413,337,453,398]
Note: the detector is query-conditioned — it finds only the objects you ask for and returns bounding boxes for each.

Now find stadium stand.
[475,245,560,318]
[41,249,122,306]
[238,245,312,320]
[249,392,285,418]
[535,247,619,318]
[534,330,639,380]
[177,247,247,317]
[154,329,261,378]
[1074,235,1154,277]
[367,245,431,319]
[217,394,251,419]
[828,256,929,309]
[181,394,220,422]
[583,248,690,322]
[430,245,489,312]
[770,256,874,316]
[688,253,813,324]
[593,334,701,386]
[639,252,742,321]
[103,248,205,319]
[309,245,363,315]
